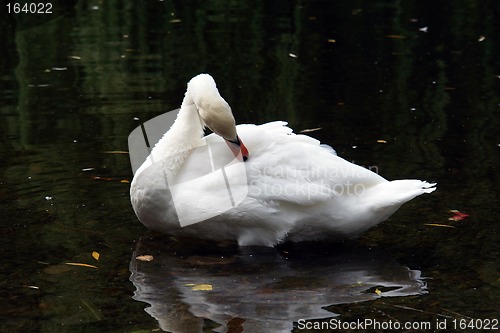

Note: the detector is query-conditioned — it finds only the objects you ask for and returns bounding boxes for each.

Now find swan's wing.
[237,122,387,206]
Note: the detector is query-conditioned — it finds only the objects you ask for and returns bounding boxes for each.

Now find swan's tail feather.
[421,182,437,194]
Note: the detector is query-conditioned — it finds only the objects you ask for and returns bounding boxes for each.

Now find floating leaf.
[92,251,100,261]
[425,223,455,228]
[375,288,382,295]
[92,176,115,181]
[136,255,154,262]
[65,262,98,269]
[385,35,406,39]
[102,151,129,154]
[449,210,469,221]
[377,139,387,143]
[24,285,40,289]
[186,283,213,291]
[299,127,322,133]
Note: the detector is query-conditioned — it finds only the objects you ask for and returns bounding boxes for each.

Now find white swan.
[130,74,436,246]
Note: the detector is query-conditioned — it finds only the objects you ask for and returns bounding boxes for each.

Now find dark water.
[1,1,498,332]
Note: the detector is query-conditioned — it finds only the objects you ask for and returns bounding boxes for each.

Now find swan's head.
[187,74,249,161]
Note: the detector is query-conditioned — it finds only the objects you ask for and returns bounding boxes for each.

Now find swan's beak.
[225,135,249,161]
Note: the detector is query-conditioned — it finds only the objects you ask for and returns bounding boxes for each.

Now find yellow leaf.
[385,35,406,39]
[424,223,455,228]
[65,262,98,269]
[189,284,213,291]
[92,251,100,261]
[136,255,154,262]
[375,288,382,295]
[102,151,129,154]
[377,139,387,143]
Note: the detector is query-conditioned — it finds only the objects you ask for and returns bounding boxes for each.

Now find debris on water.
[136,255,154,262]
[185,283,213,291]
[449,210,469,221]
[24,285,40,289]
[478,35,486,42]
[65,262,98,269]
[82,168,95,171]
[419,26,428,32]
[102,151,129,154]
[299,127,322,133]
[45,196,52,201]
[385,35,406,39]
[424,223,455,228]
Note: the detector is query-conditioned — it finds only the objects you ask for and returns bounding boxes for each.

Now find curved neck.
[150,92,205,163]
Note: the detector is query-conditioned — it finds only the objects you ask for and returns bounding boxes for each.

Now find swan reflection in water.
[129,234,427,333]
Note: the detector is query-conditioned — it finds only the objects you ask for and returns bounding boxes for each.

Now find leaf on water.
[92,176,115,181]
[65,262,98,269]
[24,285,40,289]
[188,283,213,291]
[120,180,130,183]
[424,223,455,228]
[299,127,322,133]
[385,35,406,39]
[136,255,154,262]
[478,35,486,42]
[375,288,382,295]
[448,210,469,221]
[377,139,387,143]
[92,251,100,261]
[102,151,129,154]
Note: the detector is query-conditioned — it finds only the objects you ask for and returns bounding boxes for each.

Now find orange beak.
[225,135,249,161]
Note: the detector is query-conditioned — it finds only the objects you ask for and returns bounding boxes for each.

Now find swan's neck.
[150,92,205,170]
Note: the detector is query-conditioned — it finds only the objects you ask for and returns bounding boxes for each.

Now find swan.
[130,73,436,246]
